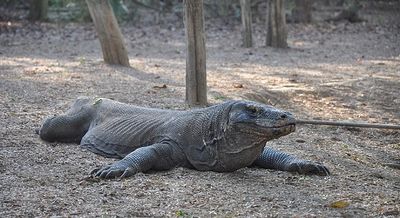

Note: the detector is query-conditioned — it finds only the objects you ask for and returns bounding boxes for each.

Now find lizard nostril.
[280,114,287,119]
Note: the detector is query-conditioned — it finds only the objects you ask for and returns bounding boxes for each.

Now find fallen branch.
[296,119,400,130]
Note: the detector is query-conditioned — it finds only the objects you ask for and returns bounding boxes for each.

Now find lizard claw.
[90,167,101,175]
[92,162,137,179]
[288,160,330,176]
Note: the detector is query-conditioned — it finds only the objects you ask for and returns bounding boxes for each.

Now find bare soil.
[1,4,399,218]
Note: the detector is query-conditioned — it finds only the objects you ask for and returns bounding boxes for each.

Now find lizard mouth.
[274,123,296,132]
[270,123,296,138]
[238,122,296,133]
[234,122,296,141]
[256,120,296,130]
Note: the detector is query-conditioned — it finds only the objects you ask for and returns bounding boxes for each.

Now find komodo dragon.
[37,96,330,179]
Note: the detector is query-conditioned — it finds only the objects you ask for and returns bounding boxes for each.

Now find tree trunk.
[218,0,229,23]
[266,0,288,48]
[29,0,48,21]
[86,0,130,67]
[240,0,253,47]
[183,0,207,107]
[292,0,312,23]
[164,0,174,12]
[149,0,160,23]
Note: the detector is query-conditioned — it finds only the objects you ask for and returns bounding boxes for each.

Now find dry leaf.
[330,200,350,208]
[153,84,167,89]
[295,139,306,143]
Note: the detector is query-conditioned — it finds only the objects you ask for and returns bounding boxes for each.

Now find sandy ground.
[1,4,400,217]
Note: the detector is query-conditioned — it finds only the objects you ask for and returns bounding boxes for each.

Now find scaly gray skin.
[38,96,330,179]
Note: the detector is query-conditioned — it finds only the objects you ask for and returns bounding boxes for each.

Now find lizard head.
[206,101,296,170]
[224,101,296,150]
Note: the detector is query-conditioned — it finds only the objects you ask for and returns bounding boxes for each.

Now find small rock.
[233,83,243,88]
[135,193,145,198]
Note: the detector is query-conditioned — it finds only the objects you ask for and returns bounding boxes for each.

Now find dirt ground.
[1,3,400,218]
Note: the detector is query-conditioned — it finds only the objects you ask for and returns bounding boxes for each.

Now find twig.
[296,119,400,130]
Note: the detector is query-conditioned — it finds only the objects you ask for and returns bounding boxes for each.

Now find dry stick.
[296,119,400,130]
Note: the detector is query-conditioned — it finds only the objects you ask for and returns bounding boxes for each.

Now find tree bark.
[86,0,130,66]
[266,0,288,48]
[240,0,253,47]
[183,0,207,107]
[292,0,312,23]
[29,0,48,21]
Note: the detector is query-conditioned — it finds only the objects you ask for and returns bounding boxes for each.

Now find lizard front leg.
[92,142,186,179]
[252,147,330,176]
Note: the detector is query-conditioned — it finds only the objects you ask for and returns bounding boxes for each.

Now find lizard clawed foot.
[287,160,330,176]
[91,162,137,179]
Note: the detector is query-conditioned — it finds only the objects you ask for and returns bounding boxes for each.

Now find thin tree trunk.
[292,0,312,23]
[240,0,253,47]
[266,0,288,48]
[29,0,48,21]
[86,0,130,66]
[218,0,229,23]
[183,0,207,107]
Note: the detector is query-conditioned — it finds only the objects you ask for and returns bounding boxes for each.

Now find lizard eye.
[247,105,259,116]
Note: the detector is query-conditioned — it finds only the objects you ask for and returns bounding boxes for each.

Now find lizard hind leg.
[38,97,95,143]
